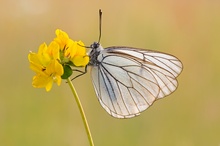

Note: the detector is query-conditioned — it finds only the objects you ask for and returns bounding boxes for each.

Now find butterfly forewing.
[90,46,183,118]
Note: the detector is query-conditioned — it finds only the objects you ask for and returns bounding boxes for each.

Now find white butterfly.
[87,42,183,118]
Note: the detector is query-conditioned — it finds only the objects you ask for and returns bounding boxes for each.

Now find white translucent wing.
[90,47,183,118]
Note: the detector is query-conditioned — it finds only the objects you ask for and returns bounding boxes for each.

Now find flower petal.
[54,29,69,50]
[48,41,60,60]
[75,41,86,56]
[72,55,89,66]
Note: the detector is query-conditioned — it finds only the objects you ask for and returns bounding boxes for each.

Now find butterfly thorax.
[88,42,104,66]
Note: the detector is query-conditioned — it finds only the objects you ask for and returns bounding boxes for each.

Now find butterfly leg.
[71,65,88,80]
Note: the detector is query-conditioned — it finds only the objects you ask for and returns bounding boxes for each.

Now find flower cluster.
[28,29,89,91]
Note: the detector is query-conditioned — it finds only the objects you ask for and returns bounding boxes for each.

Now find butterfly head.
[90,42,100,49]
[90,42,104,52]
[88,42,104,66]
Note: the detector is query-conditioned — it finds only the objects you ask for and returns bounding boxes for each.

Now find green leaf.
[61,65,72,79]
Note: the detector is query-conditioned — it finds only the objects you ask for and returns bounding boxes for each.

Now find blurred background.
[0,0,220,146]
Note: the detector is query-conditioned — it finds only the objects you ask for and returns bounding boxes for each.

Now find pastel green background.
[1,0,220,146]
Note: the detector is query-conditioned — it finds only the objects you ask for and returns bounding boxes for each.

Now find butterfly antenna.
[77,42,90,48]
[98,9,102,43]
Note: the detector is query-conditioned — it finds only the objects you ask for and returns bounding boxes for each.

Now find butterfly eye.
[90,42,100,49]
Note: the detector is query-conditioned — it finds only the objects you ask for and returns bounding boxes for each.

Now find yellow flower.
[28,29,89,91]
[54,29,77,57]
[28,42,63,91]
[32,60,63,91]
[54,29,89,66]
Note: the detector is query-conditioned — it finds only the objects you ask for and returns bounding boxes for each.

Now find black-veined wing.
[90,46,183,118]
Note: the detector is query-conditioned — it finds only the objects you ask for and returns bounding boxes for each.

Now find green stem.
[67,78,94,146]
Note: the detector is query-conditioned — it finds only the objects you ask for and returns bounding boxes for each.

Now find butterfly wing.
[90,46,183,118]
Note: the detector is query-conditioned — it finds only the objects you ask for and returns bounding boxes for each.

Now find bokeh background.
[1,0,220,146]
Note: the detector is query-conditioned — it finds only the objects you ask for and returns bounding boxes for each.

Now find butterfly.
[76,10,183,118]
[87,42,183,118]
